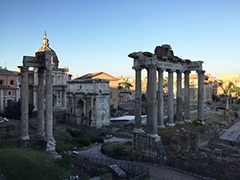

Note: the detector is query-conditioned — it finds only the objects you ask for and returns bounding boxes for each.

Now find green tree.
[118,81,133,92]
[219,81,235,109]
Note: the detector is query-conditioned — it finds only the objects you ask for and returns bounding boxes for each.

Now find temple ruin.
[128,44,205,156]
[18,34,58,152]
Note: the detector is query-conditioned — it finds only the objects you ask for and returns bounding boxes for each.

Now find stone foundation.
[133,133,166,163]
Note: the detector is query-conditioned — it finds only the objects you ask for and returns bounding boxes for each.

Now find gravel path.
[79,137,203,180]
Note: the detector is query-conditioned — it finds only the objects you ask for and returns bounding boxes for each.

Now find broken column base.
[46,138,56,153]
[18,139,30,148]
[185,119,192,123]
[133,133,162,157]
[132,132,166,164]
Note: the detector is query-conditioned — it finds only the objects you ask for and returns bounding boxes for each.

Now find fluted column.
[176,70,183,124]
[133,68,144,133]
[197,70,205,122]
[184,70,191,122]
[45,57,56,152]
[20,66,29,140]
[147,66,158,136]
[167,69,175,126]
[157,68,165,128]
[36,67,45,138]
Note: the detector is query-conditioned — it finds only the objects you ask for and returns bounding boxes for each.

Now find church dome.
[35,33,59,68]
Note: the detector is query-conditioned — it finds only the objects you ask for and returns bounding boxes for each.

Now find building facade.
[0,67,20,112]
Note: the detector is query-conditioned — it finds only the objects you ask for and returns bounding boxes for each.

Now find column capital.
[184,70,191,74]
[197,70,205,74]
[133,66,142,71]
[166,69,173,73]
[176,69,183,74]
[157,68,165,72]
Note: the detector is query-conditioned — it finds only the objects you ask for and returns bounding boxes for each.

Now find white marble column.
[20,66,29,140]
[184,70,191,122]
[157,68,165,128]
[197,70,205,122]
[176,70,183,124]
[147,66,158,137]
[133,68,144,133]
[167,69,175,126]
[36,67,45,138]
[45,57,56,152]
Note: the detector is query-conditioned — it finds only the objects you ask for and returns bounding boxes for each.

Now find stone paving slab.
[220,121,240,142]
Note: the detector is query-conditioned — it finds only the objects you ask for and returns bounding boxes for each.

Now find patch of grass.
[54,130,75,152]
[102,143,132,160]
[0,148,70,180]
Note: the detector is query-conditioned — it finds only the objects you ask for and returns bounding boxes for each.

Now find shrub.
[66,129,87,138]
[90,136,104,143]
[77,137,91,146]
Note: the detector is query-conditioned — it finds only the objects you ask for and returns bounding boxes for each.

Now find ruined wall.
[161,125,240,179]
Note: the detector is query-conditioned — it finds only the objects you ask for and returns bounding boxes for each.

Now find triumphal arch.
[128,44,205,157]
[19,36,58,152]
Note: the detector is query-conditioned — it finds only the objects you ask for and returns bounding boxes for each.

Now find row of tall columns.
[20,61,55,152]
[133,67,205,134]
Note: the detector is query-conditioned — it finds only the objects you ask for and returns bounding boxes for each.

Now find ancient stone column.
[167,69,175,126]
[176,70,183,124]
[157,68,165,128]
[45,56,56,152]
[197,70,205,122]
[184,70,191,122]
[133,68,144,133]
[36,67,45,138]
[20,66,29,141]
[147,66,158,136]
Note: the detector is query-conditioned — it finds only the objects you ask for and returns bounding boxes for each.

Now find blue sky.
[0,0,239,78]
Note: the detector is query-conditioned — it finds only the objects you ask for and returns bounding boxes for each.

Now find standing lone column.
[184,70,191,122]
[167,69,175,126]
[37,67,45,138]
[157,68,165,128]
[176,70,183,124]
[133,68,144,133]
[147,66,158,137]
[45,57,56,152]
[20,66,29,141]
[197,70,205,122]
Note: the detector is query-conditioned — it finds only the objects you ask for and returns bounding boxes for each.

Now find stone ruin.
[19,51,57,152]
[128,44,205,156]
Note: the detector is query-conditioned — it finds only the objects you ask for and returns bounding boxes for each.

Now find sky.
[0,0,240,79]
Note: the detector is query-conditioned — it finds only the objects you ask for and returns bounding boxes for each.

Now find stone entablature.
[67,78,110,129]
